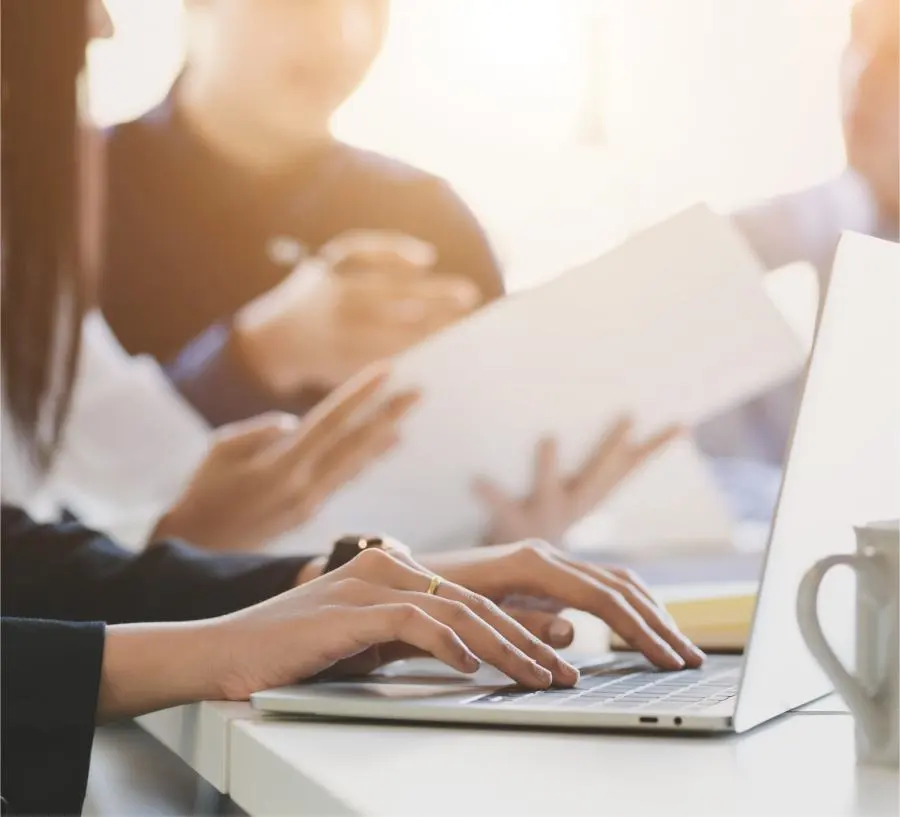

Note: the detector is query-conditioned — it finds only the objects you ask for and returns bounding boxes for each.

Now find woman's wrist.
[296,556,327,585]
[232,299,324,396]
[99,620,230,721]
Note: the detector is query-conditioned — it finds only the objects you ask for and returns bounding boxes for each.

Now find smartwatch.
[323,536,385,574]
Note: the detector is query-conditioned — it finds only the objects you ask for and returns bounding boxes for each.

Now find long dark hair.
[1,0,89,468]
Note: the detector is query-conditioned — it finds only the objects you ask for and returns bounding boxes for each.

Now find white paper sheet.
[269,205,806,554]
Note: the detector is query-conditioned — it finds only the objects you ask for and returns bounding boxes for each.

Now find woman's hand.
[150,367,419,552]
[208,548,580,703]
[420,539,705,671]
[474,419,681,546]
[101,547,578,720]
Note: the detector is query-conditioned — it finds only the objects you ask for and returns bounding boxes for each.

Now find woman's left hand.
[418,539,705,671]
[474,418,682,546]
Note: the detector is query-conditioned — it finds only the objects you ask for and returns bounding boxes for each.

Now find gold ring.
[426,575,443,596]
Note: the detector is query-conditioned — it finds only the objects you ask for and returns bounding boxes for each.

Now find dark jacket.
[1,505,311,816]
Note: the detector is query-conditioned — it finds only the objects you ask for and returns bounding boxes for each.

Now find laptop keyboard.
[471,655,740,711]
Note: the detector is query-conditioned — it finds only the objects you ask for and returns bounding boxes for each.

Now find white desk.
[135,610,882,815]
[136,609,617,792]
[135,694,893,817]
[228,712,896,817]
[138,703,255,793]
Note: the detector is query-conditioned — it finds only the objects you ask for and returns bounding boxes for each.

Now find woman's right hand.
[150,366,419,552]
[211,548,581,702]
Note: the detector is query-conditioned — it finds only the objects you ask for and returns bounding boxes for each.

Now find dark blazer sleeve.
[1,506,315,814]
[1,505,314,624]
[1,618,105,816]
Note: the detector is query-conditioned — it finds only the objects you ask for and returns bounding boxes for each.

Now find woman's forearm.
[98,621,227,721]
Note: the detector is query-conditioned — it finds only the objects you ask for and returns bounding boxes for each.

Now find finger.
[287,427,401,524]
[601,566,685,645]
[634,425,683,461]
[562,560,705,668]
[572,426,682,519]
[343,550,569,682]
[568,417,634,491]
[605,566,669,613]
[472,479,522,543]
[275,430,400,529]
[572,422,682,498]
[335,256,434,281]
[534,437,561,504]
[299,389,419,476]
[508,550,688,670]
[343,554,570,684]
[341,273,481,317]
[502,606,575,649]
[430,583,579,686]
[269,389,417,523]
[568,422,642,518]
[350,604,482,675]
[322,230,438,269]
[271,366,395,462]
[347,550,564,687]
[361,586,557,689]
[214,412,301,458]
[319,427,400,493]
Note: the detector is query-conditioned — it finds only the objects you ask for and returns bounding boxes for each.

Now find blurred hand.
[420,539,705,671]
[840,0,899,220]
[210,547,580,701]
[474,418,682,546]
[150,367,419,552]
[233,230,482,394]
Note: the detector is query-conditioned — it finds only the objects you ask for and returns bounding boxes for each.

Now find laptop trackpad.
[305,654,626,701]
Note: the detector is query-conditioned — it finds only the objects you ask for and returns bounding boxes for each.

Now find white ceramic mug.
[797,521,899,767]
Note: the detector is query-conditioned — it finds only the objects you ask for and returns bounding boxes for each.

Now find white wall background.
[89,0,854,288]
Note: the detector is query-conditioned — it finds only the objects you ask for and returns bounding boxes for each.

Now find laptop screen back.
[735,235,900,732]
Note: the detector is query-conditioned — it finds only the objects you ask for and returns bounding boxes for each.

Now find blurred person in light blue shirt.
[702,0,898,522]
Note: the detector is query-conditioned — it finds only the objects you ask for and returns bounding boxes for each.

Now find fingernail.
[276,415,302,432]
[532,662,553,686]
[687,643,707,663]
[662,643,686,668]
[556,659,580,685]
[673,631,705,662]
[548,618,574,647]
[463,652,481,673]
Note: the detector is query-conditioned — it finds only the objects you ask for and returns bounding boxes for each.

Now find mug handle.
[797,554,884,744]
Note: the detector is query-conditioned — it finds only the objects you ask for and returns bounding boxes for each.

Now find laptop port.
[639,717,658,724]
[674,717,683,726]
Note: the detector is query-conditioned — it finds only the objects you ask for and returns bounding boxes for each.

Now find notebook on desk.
[611,584,757,653]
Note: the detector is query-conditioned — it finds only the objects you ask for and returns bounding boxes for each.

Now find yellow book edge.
[611,592,757,653]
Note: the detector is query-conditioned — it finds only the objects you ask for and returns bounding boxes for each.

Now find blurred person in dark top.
[99,0,678,550]
[0,9,699,810]
[101,0,500,416]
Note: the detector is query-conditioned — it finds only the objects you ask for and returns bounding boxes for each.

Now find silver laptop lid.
[735,235,900,733]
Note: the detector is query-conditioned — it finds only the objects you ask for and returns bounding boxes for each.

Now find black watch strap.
[323,536,385,574]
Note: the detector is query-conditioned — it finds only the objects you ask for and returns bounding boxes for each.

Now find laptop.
[253,234,899,735]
